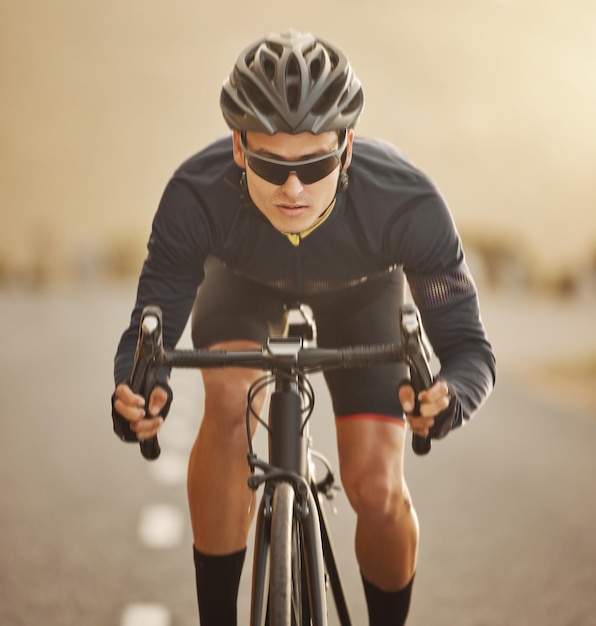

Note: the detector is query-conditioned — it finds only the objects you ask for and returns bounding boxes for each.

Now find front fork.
[249,475,328,626]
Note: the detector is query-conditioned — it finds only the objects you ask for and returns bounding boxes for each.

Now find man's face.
[233,130,353,234]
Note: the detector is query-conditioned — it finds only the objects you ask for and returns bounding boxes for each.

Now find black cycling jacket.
[114,135,496,429]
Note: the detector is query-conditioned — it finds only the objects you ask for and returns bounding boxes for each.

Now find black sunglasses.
[241,134,347,186]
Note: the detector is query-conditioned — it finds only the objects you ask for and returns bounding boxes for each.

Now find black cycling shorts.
[191,257,408,420]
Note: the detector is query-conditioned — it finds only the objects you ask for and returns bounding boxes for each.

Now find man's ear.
[232,130,245,168]
[342,129,355,170]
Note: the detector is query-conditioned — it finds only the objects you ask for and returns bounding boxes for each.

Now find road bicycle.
[129,302,434,625]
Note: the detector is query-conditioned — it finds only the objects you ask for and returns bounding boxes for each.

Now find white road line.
[121,603,171,626]
[138,503,186,548]
[147,449,188,486]
[158,418,197,452]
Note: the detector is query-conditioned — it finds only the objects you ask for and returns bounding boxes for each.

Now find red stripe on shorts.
[335,413,405,426]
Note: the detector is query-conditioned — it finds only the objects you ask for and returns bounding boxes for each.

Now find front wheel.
[269,482,306,625]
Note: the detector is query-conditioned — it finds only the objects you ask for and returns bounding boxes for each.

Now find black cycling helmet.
[220,29,364,135]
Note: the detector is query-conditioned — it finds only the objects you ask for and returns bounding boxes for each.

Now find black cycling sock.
[193,545,246,626]
[362,574,415,626]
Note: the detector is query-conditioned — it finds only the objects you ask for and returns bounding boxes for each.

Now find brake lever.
[400,304,434,456]
[129,306,164,460]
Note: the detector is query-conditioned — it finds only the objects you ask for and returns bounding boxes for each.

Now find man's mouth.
[277,204,307,213]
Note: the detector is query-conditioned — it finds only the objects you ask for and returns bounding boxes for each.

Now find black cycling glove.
[111,380,173,443]
[397,378,457,440]
[428,383,457,439]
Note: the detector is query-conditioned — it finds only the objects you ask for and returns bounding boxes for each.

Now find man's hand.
[113,383,169,441]
[398,380,452,438]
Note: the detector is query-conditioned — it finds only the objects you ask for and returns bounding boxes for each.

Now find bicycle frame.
[247,333,334,625]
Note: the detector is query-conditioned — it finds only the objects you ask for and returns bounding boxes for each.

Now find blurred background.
[1,1,595,624]
[2,0,596,292]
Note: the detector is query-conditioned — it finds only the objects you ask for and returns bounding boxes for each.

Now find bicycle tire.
[269,482,305,626]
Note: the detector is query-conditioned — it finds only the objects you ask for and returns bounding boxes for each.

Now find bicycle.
[128,302,434,625]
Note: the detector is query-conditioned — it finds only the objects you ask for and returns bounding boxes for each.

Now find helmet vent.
[245,51,256,67]
[267,42,284,58]
[312,75,345,114]
[309,56,322,81]
[219,91,244,119]
[263,58,276,81]
[327,49,339,70]
[238,74,275,116]
[286,54,301,112]
[286,53,300,79]
[341,89,364,115]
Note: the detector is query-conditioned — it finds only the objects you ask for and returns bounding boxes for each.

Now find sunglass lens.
[246,158,286,185]
[247,155,340,185]
[296,157,340,184]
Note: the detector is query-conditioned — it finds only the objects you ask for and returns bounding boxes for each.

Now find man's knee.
[203,371,252,413]
[342,467,409,518]
[200,341,265,435]
[337,417,409,518]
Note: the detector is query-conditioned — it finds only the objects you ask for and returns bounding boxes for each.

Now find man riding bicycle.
[112,29,496,625]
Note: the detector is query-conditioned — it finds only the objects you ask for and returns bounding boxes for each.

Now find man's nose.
[280,172,304,195]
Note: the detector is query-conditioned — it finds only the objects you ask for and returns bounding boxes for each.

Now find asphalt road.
[0,284,594,625]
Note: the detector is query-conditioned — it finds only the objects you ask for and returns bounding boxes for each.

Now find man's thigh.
[336,417,407,488]
[191,257,288,348]
[307,269,409,420]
